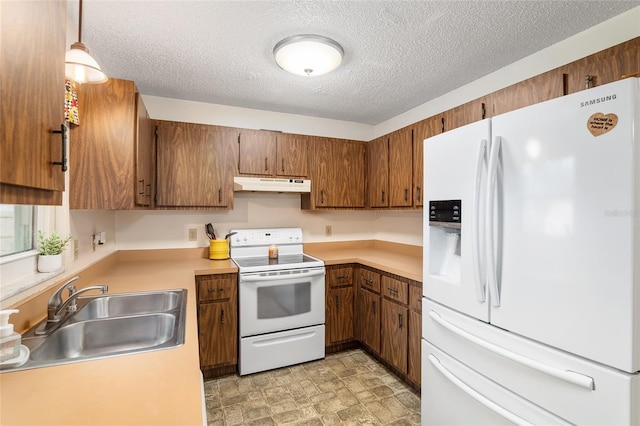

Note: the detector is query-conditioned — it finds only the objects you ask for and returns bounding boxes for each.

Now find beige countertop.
[0,249,237,426]
[305,240,423,282]
[0,242,422,425]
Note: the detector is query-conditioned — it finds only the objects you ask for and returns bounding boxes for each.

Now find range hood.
[233,176,311,193]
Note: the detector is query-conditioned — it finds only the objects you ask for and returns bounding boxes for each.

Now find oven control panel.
[230,227,303,248]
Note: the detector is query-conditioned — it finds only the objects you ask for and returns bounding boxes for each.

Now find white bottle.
[0,309,21,362]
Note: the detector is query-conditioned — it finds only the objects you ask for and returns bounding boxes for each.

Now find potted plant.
[37,231,72,273]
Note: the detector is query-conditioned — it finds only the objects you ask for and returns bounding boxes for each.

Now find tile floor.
[204,349,421,425]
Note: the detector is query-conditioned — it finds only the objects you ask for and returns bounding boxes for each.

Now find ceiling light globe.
[274,35,343,77]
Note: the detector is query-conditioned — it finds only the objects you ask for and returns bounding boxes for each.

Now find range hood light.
[233,177,311,193]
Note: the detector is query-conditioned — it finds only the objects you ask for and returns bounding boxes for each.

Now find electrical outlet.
[325,225,332,236]
[188,228,197,241]
[73,239,79,260]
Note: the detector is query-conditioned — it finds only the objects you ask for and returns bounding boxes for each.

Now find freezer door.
[423,119,490,322]
[423,299,639,425]
[422,340,570,425]
[488,78,640,373]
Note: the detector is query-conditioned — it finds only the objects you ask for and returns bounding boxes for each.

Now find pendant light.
[273,35,344,77]
[65,0,107,84]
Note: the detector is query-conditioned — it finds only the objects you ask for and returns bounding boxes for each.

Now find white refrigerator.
[422,77,640,425]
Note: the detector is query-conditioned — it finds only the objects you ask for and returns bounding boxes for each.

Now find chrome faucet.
[36,276,108,335]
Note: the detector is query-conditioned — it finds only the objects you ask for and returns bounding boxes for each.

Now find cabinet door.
[156,121,236,208]
[367,137,389,207]
[388,127,413,207]
[358,288,381,353]
[443,97,486,132]
[408,310,421,385]
[135,93,153,207]
[381,298,408,373]
[488,69,564,117]
[326,286,354,345]
[413,115,441,207]
[561,37,639,95]
[70,79,136,209]
[0,0,66,204]
[276,134,308,177]
[198,301,237,368]
[238,131,276,176]
[312,137,366,208]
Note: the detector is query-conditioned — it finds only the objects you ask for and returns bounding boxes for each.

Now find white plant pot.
[38,254,62,273]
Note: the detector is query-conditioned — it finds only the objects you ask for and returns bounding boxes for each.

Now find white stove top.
[230,227,324,273]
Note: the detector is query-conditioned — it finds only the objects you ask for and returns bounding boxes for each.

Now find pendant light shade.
[65,0,107,84]
[274,35,343,77]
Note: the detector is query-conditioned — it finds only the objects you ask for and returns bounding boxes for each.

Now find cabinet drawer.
[359,268,381,293]
[327,266,353,287]
[382,276,408,305]
[409,284,422,313]
[197,275,237,302]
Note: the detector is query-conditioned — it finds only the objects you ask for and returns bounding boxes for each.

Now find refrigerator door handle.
[429,311,595,390]
[473,139,488,302]
[486,136,501,307]
[428,354,534,426]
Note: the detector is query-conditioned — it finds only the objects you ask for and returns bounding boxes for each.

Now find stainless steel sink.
[30,314,177,361]
[71,290,181,321]
[6,289,187,372]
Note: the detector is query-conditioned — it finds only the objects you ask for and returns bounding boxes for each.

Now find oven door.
[239,267,325,337]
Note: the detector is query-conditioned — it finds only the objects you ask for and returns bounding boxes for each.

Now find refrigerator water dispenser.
[428,200,462,283]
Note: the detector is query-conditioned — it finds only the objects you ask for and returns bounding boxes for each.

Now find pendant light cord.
[78,0,83,43]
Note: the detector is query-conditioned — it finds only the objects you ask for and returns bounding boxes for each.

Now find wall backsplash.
[110,192,422,250]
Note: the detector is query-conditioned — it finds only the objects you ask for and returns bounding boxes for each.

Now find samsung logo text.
[580,94,616,107]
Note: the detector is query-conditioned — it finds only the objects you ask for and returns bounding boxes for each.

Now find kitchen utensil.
[205,223,215,240]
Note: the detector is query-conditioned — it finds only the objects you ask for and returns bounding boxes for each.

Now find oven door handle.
[241,268,325,283]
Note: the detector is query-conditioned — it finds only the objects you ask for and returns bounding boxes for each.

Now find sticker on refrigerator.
[587,113,618,136]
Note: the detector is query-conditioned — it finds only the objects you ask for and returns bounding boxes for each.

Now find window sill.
[0,269,66,307]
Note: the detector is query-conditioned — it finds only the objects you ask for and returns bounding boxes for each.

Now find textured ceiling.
[74,1,638,125]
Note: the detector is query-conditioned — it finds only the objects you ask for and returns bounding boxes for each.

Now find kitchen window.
[0,205,36,257]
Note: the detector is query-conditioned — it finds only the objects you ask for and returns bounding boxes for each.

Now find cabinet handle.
[52,124,67,172]
[336,295,339,309]
[336,275,348,280]
[404,188,408,202]
[208,288,224,293]
[416,186,421,202]
[320,190,325,204]
[372,301,376,315]
[398,313,403,329]
[381,191,385,203]
[281,158,285,173]
[221,309,225,324]
[362,277,373,286]
[264,157,268,171]
[387,287,398,295]
[138,179,145,196]
[218,189,222,203]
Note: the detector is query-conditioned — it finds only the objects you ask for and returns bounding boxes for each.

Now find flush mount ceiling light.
[273,34,344,77]
[65,0,107,84]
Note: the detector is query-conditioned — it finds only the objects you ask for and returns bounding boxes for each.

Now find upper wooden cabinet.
[238,130,308,177]
[367,136,389,207]
[135,93,154,207]
[0,0,66,205]
[156,121,237,209]
[70,79,151,210]
[388,127,413,207]
[561,37,639,95]
[302,137,365,209]
[487,69,564,117]
[443,97,487,132]
[413,115,442,207]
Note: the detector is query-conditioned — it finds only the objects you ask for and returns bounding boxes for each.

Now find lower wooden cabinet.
[358,286,381,353]
[196,274,237,374]
[381,298,408,374]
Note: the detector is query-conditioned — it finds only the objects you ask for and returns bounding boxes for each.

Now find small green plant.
[37,231,72,256]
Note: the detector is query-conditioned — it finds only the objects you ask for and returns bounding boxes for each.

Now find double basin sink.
[12,289,187,372]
